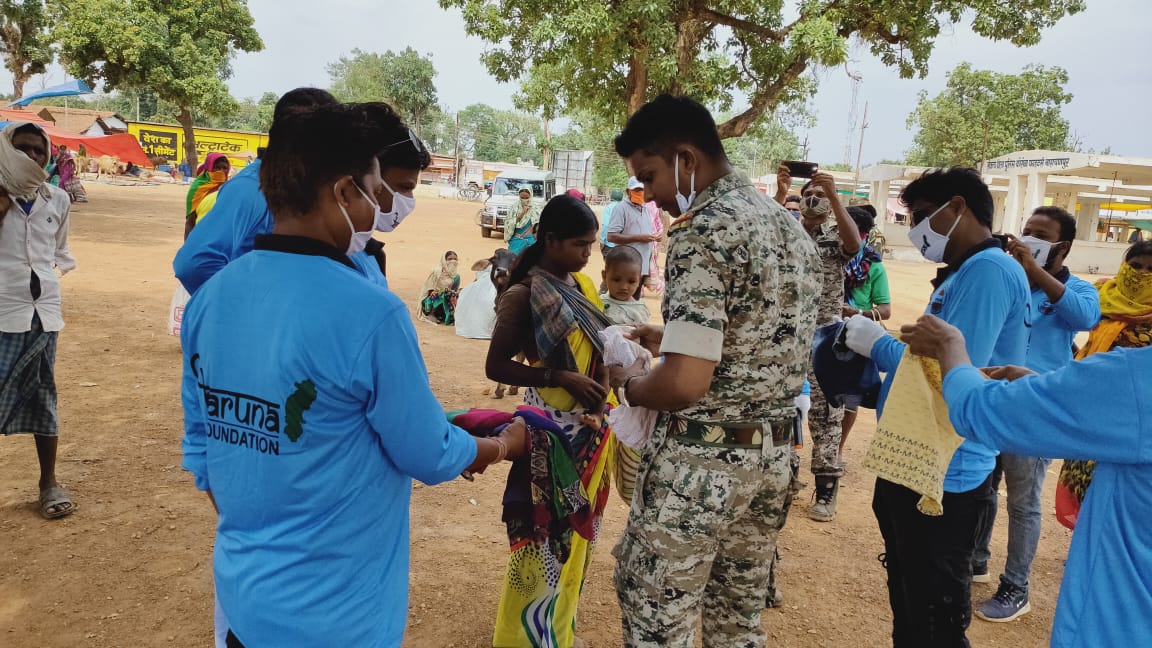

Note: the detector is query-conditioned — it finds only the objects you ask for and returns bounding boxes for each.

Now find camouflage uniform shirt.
[805,221,852,325]
[660,172,820,422]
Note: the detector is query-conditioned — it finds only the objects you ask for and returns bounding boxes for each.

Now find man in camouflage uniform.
[610,95,819,648]
[774,166,861,521]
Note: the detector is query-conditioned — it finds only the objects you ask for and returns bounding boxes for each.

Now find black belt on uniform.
[669,415,793,448]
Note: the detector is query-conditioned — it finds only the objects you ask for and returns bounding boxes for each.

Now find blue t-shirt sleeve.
[174,178,270,294]
[943,258,1019,367]
[943,350,1152,464]
[352,305,477,484]
[179,304,210,492]
[1053,276,1101,331]
[871,334,906,373]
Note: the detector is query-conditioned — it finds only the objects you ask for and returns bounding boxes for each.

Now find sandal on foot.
[39,485,75,520]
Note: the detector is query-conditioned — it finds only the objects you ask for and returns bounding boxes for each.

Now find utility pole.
[541,117,552,171]
[979,118,990,175]
[852,101,869,199]
[136,95,141,122]
[452,112,461,187]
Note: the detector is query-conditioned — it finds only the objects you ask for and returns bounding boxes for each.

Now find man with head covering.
[0,122,77,519]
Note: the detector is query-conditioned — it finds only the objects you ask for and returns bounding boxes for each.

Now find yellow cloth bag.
[864,351,965,515]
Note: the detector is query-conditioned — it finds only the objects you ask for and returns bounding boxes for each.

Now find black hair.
[784,195,801,205]
[604,244,644,271]
[847,206,875,235]
[508,194,600,286]
[1126,240,1152,261]
[855,203,878,220]
[1030,206,1077,242]
[256,146,267,159]
[900,167,994,227]
[614,94,726,161]
[12,123,47,147]
[260,103,389,219]
[272,87,338,126]
[361,101,431,171]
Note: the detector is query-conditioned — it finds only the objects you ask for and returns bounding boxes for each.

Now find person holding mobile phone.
[775,163,860,522]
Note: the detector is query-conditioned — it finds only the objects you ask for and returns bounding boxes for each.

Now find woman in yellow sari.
[486,194,616,648]
[1057,241,1152,527]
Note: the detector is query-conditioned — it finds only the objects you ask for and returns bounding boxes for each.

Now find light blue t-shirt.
[174,159,387,293]
[600,201,618,248]
[1025,270,1100,374]
[872,243,1030,492]
[944,347,1152,647]
[181,236,475,647]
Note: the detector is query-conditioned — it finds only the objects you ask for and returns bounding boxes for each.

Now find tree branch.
[698,8,781,41]
[716,57,808,139]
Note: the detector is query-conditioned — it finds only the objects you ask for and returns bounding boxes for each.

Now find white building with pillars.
[857,151,1152,274]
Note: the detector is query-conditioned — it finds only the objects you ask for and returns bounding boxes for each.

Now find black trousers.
[872,474,994,648]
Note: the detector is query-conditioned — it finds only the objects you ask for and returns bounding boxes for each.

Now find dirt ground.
[0,182,1071,647]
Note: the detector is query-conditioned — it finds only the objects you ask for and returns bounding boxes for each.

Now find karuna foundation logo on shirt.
[284,380,317,442]
[191,353,316,455]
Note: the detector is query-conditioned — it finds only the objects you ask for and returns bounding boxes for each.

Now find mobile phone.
[784,160,819,179]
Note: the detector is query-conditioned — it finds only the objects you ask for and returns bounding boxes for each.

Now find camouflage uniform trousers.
[613,431,792,648]
[806,367,844,478]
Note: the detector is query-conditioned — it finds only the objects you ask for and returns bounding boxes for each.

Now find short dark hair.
[784,195,801,205]
[604,244,643,271]
[1126,240,1152,261]
[900,168,993,227]
[1031,206,1076,241]
[272,87,337,126]
[614,94,726,161]
[847,206,875,235]
[363,102,431,171]
[260,103,389,218]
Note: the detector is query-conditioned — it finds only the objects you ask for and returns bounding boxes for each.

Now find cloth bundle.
[597,325,656,449]
[864,351,965,515]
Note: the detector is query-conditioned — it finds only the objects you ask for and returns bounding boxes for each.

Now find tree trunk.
[11,73,26,101]
[624,46,649,117]
[177,107,198,174]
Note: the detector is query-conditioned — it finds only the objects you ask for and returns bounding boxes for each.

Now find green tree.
[906,63,1075,167]
[442,0,1084,138]
[51,0,263,171]
[327,47,439,134]
[457,103,543,165]
[0,1,54,99]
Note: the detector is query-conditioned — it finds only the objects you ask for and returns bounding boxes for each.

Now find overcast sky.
[15,0,1152,164]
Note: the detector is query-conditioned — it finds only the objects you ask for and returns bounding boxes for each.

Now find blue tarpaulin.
[7,80,93,107]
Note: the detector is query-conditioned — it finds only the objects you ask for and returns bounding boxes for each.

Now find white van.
[479,169,556,238]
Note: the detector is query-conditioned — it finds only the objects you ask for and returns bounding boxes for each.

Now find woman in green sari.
[419,251,461,324]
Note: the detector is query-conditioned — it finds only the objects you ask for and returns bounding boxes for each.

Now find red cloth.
[450,409,513,437]
[45,129,151,166]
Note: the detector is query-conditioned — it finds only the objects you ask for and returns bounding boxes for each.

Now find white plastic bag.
[455,269,498,339]
[168,283,190,337]
[598,325,657,449]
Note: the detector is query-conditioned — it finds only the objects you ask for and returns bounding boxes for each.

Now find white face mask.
[376,180,416,232]
[907,202,962,263]
[337,181,377,256]
[1019,235,1052,266]
[674,153,695,214]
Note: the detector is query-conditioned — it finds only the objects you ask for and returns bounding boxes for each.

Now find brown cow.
[94,155,124,178]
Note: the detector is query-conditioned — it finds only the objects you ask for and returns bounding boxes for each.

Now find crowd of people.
[1,83,1148,648]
